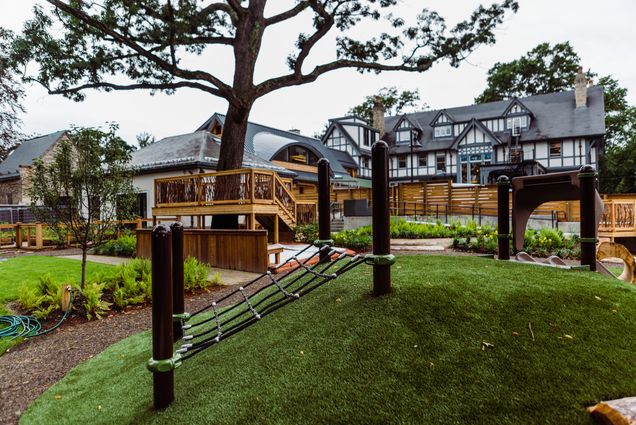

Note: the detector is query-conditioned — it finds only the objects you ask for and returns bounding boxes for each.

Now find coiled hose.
[0,287,74,339]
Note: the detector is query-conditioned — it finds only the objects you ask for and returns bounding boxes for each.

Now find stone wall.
[0,177,22,204]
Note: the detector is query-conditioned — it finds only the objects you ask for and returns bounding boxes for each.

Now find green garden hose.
[0,287,73,339]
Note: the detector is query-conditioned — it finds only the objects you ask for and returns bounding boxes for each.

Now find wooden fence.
[136,228,269,273]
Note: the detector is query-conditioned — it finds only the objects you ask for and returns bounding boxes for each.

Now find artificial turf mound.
[22,256,636,425]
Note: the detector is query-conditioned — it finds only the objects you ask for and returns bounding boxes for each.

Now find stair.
[331,218,344,232]
[256,213,295,243]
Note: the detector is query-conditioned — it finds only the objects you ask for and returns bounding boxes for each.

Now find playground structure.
[146,142,395,409]
[497,166,636,281]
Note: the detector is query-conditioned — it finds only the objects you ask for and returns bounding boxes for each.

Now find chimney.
[372,95,386,137]
[574,66,587,108]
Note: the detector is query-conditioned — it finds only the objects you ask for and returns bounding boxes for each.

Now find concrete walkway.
[60,254,261,286]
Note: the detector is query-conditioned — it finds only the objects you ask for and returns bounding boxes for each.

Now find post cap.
[372,140,389,150]
[152,223,171,237]
[496,175,510,185]
[317,158,330,166]
[579,165,595,173]
[170,221,183,231]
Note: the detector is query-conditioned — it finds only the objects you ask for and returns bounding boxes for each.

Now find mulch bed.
[0,276,269,425]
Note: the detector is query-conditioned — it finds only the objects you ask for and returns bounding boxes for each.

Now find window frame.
[434,125,453,138]
[549,141,562,158]
[398,155,407,169]
[436,154,446,172]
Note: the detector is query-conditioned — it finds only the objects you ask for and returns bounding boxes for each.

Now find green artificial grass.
[21,256,636,425]
[0,256,116,304]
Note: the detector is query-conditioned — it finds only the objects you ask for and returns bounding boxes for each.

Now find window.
[363,130,370,147]
[398,156,407,169]
[506,115,528,133]
[418,154,427,168]
[434,125,452,138]
[285,146,319,165]
[550,142,562,157]
[436,154,446,172]
[361,157,370,168]
[396,130,411,144]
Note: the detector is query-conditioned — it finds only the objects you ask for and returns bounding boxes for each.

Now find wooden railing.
[154,168,298,224]
[599,200,636,235]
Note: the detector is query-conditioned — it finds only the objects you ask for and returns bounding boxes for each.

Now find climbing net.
[175,243,365,361]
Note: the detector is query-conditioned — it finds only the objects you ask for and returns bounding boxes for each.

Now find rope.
[0,288,74,339]
[179,252,365,360]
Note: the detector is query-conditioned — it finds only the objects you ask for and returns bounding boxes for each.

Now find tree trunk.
[80,247,88,290]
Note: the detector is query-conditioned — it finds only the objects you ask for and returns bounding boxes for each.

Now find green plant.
[82,281,112,320]
[17,274,66,320]
[94,234,136,257]
[109,258,152,309]
[294,223,318,243]
[184,256,212,292]
[333,229,372,251]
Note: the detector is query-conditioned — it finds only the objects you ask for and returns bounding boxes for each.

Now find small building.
[0,131,67,205]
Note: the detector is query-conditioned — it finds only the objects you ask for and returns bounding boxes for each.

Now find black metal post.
[317,159,331,261]
[150,224,174,409]
[372,141,391,296]
[171,222,184,342]
[579,165,597,271]
[496,175,510,260]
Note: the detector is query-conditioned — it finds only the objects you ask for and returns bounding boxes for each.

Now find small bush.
[333,229,372,251]
[294,223,318,243]
[17,274,69,320]
[82,281,111,320]
[184,256,214,292]
[108,258,152,309]
[94,234,136,257]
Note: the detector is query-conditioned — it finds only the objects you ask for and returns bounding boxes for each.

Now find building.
[322,68,605,185]
[0,131,68,205]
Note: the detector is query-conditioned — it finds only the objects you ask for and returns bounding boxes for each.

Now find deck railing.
[154,168,298,224]
[599,200,636,235]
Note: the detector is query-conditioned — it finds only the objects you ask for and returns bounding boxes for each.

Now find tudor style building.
[321,68,605,185]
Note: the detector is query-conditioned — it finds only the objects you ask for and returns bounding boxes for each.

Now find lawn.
[21,255,636,425]
[0,256,116,305]
[0,256,116,354]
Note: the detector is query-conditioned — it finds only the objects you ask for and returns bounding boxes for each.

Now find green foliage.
[17,274,67,320]
[293,223,318,243]
[475,42,592,103]
[333,229,373,251]
[94,234,136,257]
[82,281,111,320]
[109,258,152,309]
[184,256,214,292]
[27,125,136,288]
[348,86,425,123]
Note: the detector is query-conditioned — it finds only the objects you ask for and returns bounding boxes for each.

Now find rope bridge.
[173,243,366,362]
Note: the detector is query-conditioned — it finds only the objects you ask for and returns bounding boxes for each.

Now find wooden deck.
[599,198,636,240]
[151,168,316,242]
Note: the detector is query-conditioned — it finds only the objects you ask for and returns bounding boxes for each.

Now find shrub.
[108,258,152,309]
[294,223,318,243]
[82,281,111,320]
[17,274,69,320]
[333,229,372,251]
[94,234,136,257]
[184,256,214,292]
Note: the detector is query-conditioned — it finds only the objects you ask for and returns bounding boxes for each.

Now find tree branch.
[45,81,223,97]
[265,2,310,26]
[45,0,236,101]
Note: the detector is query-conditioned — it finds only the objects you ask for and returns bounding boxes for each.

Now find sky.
[1,0,635,145]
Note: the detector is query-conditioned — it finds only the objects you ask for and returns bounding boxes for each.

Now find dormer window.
[506,115,529,134]
[396,129,412,144]
[434,125,452,138]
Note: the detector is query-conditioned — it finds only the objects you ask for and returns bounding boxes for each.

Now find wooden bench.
[268,244,284,267]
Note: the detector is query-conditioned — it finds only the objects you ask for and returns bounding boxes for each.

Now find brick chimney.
[574,66,587,108]
[372,95,386,137]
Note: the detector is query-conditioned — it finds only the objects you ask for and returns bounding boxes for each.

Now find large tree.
[475,41,636,193]
[348,86,425,123]
[29,125,136,289]
[0,29,26,160]
[5,1,517,171]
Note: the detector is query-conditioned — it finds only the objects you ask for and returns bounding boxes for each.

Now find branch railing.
[154,168,299,225]
[599,200,636,235]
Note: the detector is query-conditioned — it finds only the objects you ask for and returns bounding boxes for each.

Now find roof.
[0,131,67,180]
[385,86,606,146]
[268,139,352,178]
[130,131,294,176]
[197,113,320,157]
[327,148,357,169]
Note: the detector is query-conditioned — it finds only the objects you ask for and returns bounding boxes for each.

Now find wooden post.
[171,222,185,342]
[15,222,22,248]
[61,285,72,311]
[149,224,175,409]
[35,223,44,250]
[317,158,331,261]
[579,165,597,271]
[136,217,143,229]
[496,176,510,260]
[371,141,392,296]
[250,213,256,230]
[26,226,32,248]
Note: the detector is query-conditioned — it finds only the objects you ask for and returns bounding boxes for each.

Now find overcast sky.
[1,0,635,145]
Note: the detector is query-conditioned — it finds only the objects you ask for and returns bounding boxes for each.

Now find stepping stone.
[588,397,636,424]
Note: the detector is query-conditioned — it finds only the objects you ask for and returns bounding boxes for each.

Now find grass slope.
[0,256,116,304]
[21,256,636,425]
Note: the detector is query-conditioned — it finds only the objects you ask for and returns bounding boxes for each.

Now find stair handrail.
[273,173,297,223]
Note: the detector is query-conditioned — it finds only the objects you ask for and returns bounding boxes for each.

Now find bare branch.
[46,81,223,97]
[265,2,310,26]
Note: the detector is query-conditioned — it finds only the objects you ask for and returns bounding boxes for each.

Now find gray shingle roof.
[385,86,605,146]
[0,131,66,180]
[268,139,352,178]
[130,131,294,176]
